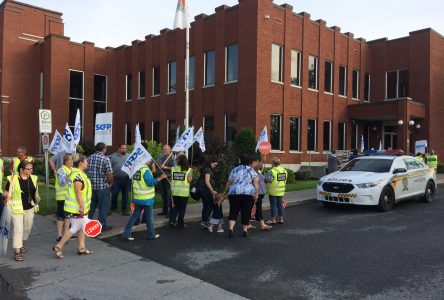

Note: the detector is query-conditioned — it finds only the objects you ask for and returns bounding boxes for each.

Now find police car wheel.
[378,186,395,212]
[422,180,435,203]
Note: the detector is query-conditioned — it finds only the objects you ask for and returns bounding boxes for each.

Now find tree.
[233,128,257,156]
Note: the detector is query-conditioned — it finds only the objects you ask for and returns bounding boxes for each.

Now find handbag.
[190,182,201,200]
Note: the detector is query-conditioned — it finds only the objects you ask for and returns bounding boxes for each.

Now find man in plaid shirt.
[87,142,114,230]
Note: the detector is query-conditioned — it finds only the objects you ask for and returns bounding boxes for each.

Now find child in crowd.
[208,192,226,233]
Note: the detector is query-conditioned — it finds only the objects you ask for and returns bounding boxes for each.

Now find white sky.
[19,0,444,48]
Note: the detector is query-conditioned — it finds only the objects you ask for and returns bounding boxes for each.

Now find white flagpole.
[184,12,190,158]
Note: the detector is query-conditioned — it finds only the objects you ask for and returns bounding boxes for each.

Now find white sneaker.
[208,226,213,233]
[154,234,160,239]
[217,228,225,233]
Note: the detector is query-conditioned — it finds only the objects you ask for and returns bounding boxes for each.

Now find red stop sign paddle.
[83,219,102,237]
[259,141,272,154]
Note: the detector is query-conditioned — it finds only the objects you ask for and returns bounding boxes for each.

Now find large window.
[338,123,345,150]
[351,124,358,149]
[324,61,333,93]
[323,121,331,151]
[307,119,317,151]
[203,116,214,133]
[139,122,145,140]
[125,123,131,145]
[188,56,195,90]
[339,65,347,96]
[270,114,282,150]
[290,50,301,86]
[125,74,132,101]
[138,70,145,98]
[93,74,107,117]
[168,61,176,93]
[308,56,318,90]
[69,70,83,132]
[352,69,359,99]
[364,73,370,102]
[290,116,300,151]
[226,44,238,82]
[271,44,284,83]
[204,51,215,86]
[152,121,160,142]
[225,114,237,143]
[167,120,177,145]
[152,66,160,96]
[386,69,409,99]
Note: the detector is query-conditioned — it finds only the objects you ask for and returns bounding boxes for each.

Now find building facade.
[1,0,443,168]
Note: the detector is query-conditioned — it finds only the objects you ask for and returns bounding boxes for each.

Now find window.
[339,65,347,96]
[152,121,160,142]
[351,124,358,149]
[405,158,422,170]
[152,66,160,96]
[352,69,359,99]
[167,120,177,145]
[69,70,83,132]
[338,123,345,150]
[93,74,107,117]
[226,44,238,82]
[386,69,409,99]
[307,119,317,151]
[125,123,131,145]
[323,121,331,151]
[308,56,318,90]
[204,51,215,86]
[289,116,300,151]
[225,114,237,143]
[324,61,333,93]
[290,50,301,86]
[203,116,214,133]
[168,61,176,93]
[188,56,195,90]
[125,74,132,101]
[138,71,145,98]
[271,44,284,83]
[392,158,407,171]
[139,122,145,140]
[364,73,370,101]
[270,114,282,150]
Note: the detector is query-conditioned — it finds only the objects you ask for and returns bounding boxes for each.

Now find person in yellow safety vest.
[53,154,93,259]
[10,146,34,175]
[54,154,74,242]
[4,161,39,262]
[265,157,288,225]
[426,150,438,169]
[169,155,193,229]
[416,153,424,163]
[122,159,167,241]
[0,148,4,217]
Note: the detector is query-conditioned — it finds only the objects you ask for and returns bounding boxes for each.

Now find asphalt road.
[105,187,444,300]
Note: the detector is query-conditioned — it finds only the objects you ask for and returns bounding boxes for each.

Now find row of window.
[272,44,371,101]
[125,44,238,100]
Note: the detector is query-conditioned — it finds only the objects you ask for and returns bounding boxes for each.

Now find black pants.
[228,194,254,225]
[201,189,213,223]
[159,178,171,214]
[0,193,3,218]
[169,196,188,227]
[254,194,265,221]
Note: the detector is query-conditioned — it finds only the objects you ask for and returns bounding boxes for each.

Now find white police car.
[317,155,437,211]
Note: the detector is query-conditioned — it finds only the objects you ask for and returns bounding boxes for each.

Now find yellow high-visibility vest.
[0,159,3,193]
[267,166,287,196]
[416,155,424,162]
[55,165,72,201]
[12,156,34,175]
[171,166,191,197]
[7,175,38,214]
[64,168,91,214]
[132,166,155,201]
[426,155,438,169]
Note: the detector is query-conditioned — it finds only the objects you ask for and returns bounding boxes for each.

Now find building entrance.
[383,126,398,150]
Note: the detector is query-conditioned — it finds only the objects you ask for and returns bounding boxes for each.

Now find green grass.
[285,180,318,192]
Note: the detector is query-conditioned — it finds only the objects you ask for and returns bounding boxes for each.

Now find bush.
[233,128,256,156]
[438,164,444,174]
[295,170,311,181]
[144,140,162,159]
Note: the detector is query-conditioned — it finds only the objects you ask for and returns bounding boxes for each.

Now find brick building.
[1,0,443,168]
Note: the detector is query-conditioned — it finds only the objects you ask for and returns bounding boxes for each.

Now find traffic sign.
[42,133,50,151]
[83,219,102,237]
[259,141,272,154]
[39,109,52,133]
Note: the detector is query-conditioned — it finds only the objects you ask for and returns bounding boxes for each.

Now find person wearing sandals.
[169,155,192,229]
[122,159,166,241]
[266,157,288,225]
[4,161,39,262]
[252,160,272,231]
[223,154,259,238]
[53,154,93,259]
[54,154,73,242]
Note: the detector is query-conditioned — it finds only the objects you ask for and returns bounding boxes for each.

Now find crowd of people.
[0,143,291,262]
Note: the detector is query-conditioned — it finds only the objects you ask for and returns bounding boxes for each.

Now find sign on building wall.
[415,140,428,154]
[39,109,52,133]
[94,112,113,146]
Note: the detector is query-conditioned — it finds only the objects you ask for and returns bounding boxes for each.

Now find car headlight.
[317,180,323,186]
[356,182,379,189]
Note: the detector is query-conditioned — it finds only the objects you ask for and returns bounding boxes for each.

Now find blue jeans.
[269,195,285,218]
[123,204,156,239]
[111,177,131,211]
[88,188,110,227]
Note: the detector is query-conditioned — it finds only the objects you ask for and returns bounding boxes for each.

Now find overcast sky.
[20,0,444,48]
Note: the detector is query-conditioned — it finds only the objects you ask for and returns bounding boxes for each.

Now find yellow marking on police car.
[319,191,331,196]
[337,193,357,198]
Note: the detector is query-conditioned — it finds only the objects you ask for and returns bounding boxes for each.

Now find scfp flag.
[49,130,64,155]
[73,109,81,151]
[193,127,206,152]
[121,143,153,178]
[255,126,268,152]
[173,0,190,30]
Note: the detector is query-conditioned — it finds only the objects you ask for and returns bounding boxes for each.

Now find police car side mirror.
[393,168,407,174]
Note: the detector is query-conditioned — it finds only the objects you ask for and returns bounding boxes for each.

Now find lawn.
[285,180,318,192]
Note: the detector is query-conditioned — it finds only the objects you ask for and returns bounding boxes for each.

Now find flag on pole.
[379,140,382,150]
[62,123,75,153]
[173,0,190,29]
[121,143,153,178]
[360,134,365,153]
[172,126,194,152]
[72,109,81,151]
[255,126,268,152]
[49,130,64,155]
[135,123,142,146]
[193,127,206,152]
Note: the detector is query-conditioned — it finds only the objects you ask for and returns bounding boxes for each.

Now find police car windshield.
[341,159,393,173]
